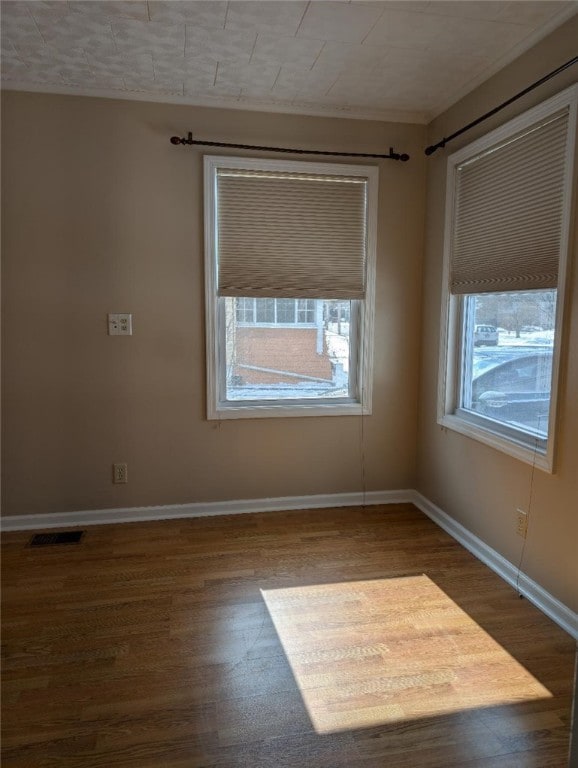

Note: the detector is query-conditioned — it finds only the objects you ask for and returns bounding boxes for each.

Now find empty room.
[1,2,577,767]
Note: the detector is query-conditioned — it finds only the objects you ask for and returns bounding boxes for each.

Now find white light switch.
[108,313,132,336]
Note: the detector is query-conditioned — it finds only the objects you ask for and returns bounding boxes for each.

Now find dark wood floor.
[1,504,575,767]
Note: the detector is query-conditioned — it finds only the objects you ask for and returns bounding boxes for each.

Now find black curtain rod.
[425,55,578,157]
[170,133,410,162]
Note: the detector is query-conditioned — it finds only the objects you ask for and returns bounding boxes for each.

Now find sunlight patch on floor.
[261,575,551,734]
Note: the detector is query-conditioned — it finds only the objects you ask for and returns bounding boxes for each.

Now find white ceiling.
[1,1,577,123]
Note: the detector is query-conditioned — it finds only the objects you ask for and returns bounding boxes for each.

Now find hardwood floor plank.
[459,744,570,767]
[2,504,574,767]
[352,712,510,766]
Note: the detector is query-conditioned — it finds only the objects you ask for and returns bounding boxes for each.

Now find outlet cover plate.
[113,463,128,484]
[516,508,528,538]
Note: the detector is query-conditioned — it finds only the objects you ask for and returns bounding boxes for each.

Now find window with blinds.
[438,84,577,471]
[216,169,368,300]
[204,156,378,419]
[450,111,569,295]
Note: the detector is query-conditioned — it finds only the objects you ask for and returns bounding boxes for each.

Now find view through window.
[224,298,354,401]
[460,290,556,438]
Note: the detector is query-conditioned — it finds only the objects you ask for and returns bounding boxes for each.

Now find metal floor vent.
[29,531,84,547]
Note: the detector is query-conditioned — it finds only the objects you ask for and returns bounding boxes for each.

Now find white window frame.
[437,84,577,472]
[204,155,378,420]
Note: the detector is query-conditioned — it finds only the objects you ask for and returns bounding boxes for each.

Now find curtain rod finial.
[425,138,446,156]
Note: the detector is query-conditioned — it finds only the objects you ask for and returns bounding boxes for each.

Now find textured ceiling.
[1,1,577,123]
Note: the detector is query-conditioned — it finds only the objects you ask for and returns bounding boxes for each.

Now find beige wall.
[1,92,426,516]
[417,16,578,611]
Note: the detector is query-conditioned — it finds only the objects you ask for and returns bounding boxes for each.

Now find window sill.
[209,400,371,420]
[438,412,553,473]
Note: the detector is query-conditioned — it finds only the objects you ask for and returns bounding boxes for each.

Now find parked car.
[471,352,553,433]
[474,324,498,346]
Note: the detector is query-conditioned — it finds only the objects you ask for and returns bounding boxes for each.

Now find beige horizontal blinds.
[216,168,367,299]
[450,111,569,295]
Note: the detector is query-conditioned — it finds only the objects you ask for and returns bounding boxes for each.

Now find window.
[298,299,316,324]
[438,85,577,471]
[204,156,378,419]
[235,297,255,323]
[460,290,556,438]
[234,298,317,327]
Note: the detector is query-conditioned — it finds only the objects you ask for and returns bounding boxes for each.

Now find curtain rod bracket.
[171,131,194,145]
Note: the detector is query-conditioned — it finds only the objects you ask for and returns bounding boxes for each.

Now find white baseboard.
[410,490,578,640]
[0,489,413,532]
[2,488,575,640]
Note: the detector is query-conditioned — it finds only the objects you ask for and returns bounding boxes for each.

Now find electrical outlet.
[113,463,128,484]
[516,508,528,538]
[108,313,132,336]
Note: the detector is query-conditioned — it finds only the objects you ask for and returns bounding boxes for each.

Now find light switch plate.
[108,313,132,336]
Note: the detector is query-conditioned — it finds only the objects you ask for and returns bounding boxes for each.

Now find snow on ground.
[325,329,350,374]
[497,329,554,346]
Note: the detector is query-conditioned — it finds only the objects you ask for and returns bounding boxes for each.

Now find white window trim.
[204,155,378,420]
[437,84,578,472]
